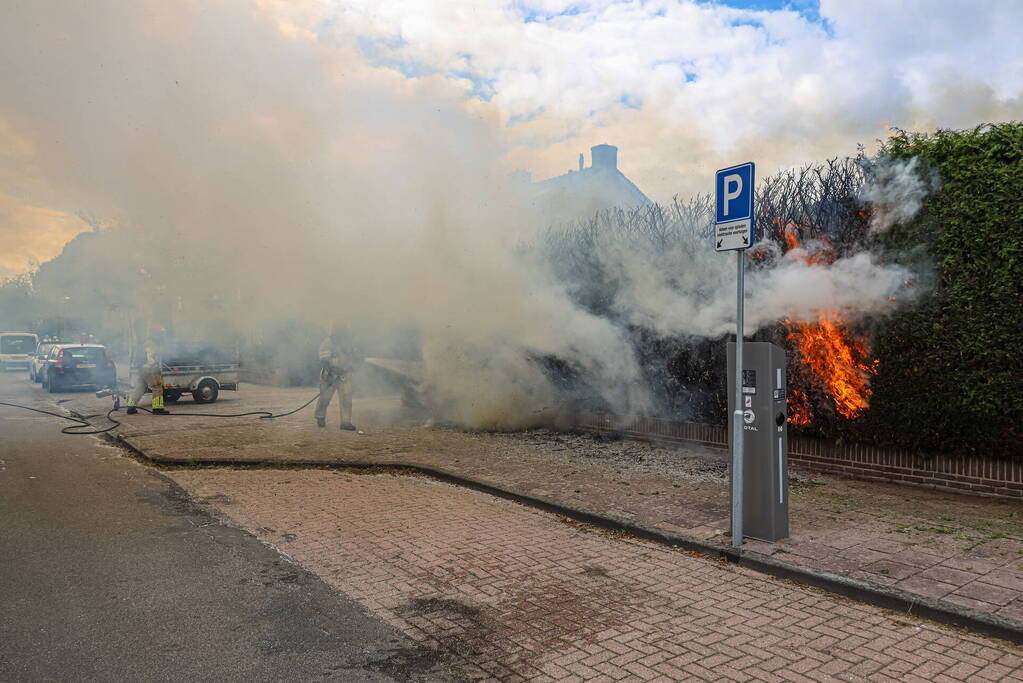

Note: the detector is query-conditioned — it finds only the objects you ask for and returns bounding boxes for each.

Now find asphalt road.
[0,371,449,682]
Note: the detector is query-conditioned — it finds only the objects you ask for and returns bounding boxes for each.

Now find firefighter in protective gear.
[126,325,169,415]
[315,324,362,430]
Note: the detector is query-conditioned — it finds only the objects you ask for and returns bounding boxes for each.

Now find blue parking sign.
[715,162,755,251]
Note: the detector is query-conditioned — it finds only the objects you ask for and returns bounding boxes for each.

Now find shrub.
[870,123,1023,455]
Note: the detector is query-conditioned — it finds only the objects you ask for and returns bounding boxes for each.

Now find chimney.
[591,144,618,170]
[578,153,584,171]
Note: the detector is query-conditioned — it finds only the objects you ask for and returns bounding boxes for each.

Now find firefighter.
[315,322,361,430]
[126,325,169,415]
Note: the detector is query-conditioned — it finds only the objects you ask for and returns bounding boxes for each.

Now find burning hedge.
[539,126,1023,457]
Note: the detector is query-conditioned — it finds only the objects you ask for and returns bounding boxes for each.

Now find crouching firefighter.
[127,325,169,415]
[315,322,362,430]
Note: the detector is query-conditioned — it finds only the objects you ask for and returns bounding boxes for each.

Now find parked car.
[0,332,39,371]
[42,344,117,392]
[28,340,63,382]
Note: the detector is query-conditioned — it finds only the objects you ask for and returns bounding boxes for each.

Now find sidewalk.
[64,383,1023,640]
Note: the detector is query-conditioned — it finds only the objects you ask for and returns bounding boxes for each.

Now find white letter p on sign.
[723,174,742,217]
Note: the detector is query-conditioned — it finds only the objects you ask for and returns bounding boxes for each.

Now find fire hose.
[0,391,321,436]
[0,401,124,435]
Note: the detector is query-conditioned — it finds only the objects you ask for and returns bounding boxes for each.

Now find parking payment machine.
[727,341,789,541]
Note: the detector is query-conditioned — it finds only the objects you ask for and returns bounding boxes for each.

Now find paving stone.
[999,601,1023,624]
[943,593,999,612]
[917,565,983,587]
[171,469,1023,681]
[837,547,889,564]
[985,568,1023,594]
[893,576,957,599]
[953,581,1019,607]
[863,560,918,581]
[861,538,908,554]
[943,554,1012,575]
[889,549,945,569]
[59,383,1023,634]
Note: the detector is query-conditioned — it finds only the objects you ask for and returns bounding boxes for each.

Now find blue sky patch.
[507,107,547,126]
[514,1,587,23]
[619,93,642,110]
[356,36,439,79]
[704,0,823,24]
[449,70,497,101]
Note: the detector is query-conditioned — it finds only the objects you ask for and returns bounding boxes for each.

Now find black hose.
[0,391,320,435]
[132,392,320,419]
[0,401,122,435]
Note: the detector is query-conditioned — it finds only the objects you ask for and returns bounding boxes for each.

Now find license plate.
[77,363,96,368]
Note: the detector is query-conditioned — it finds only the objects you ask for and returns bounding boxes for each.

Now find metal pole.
[731,250,745,547]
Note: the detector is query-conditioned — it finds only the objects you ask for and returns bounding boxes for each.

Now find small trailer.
[129,359,239,404]
[158,360,240,404]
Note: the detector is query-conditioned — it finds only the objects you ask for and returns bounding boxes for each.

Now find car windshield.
[63,347,107,364]
[1,335,36,354]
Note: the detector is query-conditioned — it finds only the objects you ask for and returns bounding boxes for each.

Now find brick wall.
[575,412,1022,500]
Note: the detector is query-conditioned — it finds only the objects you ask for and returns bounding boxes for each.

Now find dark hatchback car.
[42,344,117,392]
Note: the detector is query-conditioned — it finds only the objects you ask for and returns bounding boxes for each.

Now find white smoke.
[0,0,651,427]
[860,157,940,233]
[601,234,916,339]
[0,1,935,427]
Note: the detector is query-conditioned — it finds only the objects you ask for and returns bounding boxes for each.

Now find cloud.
[299,0,1023,200]
[4,1,1022,279]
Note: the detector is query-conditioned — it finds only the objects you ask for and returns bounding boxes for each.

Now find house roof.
[530,144,651,225]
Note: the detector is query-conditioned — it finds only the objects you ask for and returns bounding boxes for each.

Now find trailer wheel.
[192,379,219,404]
[164,390,182,403]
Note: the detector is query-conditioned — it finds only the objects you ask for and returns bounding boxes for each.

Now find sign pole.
[731,250,745,548]
[714,160,754,549]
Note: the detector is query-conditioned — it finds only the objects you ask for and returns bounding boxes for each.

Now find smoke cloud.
[0,0,652,426]
[591,230,917,340]
[0,1,934,427]
[860,157,940,234]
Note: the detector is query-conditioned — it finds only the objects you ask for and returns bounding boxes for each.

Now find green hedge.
[870,123,1023,455]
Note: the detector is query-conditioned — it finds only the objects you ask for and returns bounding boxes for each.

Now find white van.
[0,332,39,371]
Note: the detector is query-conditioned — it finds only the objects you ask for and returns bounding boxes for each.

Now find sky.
[1,0,1022,278]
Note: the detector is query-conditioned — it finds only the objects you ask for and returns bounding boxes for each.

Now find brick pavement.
[58,383,1023,630]
[172,469,1023,681]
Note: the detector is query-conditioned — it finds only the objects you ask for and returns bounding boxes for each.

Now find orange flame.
[783,227,878,423]
[787,389,812,426]
[785,314,878,420]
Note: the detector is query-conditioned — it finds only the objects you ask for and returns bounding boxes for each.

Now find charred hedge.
[539,157,874,431]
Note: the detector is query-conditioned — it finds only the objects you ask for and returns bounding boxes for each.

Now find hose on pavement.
[0,391,320,435]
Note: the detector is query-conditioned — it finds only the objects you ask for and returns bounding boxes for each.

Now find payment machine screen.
[742,369,756,394]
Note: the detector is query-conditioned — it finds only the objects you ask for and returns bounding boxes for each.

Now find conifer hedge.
[870,123,1023,455]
